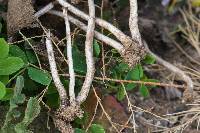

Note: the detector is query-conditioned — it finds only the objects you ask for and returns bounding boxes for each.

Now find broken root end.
[121,40,146,67]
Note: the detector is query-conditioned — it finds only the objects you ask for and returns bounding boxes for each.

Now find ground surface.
[1,0,200,133]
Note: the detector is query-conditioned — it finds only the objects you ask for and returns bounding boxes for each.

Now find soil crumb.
[7,0,36,36]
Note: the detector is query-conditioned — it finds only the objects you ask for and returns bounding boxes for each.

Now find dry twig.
[143,41,193,101]
[61,73,186,89]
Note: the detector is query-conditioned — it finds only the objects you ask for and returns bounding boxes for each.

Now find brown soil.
[1,0,200,133]
[7,0,36,36]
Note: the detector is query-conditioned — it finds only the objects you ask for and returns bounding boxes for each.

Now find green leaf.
[93,40,101,57]
[47,83,58,94]
[115,63,129,73]
[9,45,28,64]
[60,76,70,88]
[26,50,37,64]
[0,38,9,59]
[125,83,137,91]
[1,88,14,101]
[111,69,118,79]
[75,128,86,133]
[22,97,41,123]
[0,81,6,99]
[0,75,9,85]
[28,67,52,86]
[125,64,143,80]
[46,93,59,108]
[12,76,25,104]
[72,46,87,74]
[116,86,125,101]
[74,113,88,125]
[144,79,159,83]
[1,76,25,133]
[0,57,24,75]
[89,124,105,133]
[23,73,38,92]
[15,97,41,133]
[143,54,156,64]
[139,85,149,97]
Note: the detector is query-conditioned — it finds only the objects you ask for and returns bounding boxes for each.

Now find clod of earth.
[7,0,36,36]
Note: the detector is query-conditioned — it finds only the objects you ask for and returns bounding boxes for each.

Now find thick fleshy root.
[53,104,83,133]
[55,104,83,122]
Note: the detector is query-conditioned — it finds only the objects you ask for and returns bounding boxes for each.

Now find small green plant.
[0,38,52,101]
[0,37,106,132]
[0,38,24,100]
[1,76,26,133]
[0,35,158,131]
[14,97,41,133]
[0,38,48,132]
[1,76,41,133]
[109,54,158,101]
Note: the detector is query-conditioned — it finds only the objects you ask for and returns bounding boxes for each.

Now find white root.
[34,3,124,53]
[76,0,96,104]
[129,0,142,46]
[34,2,54,17]
[143,41,193,99]
[48,10,124,52]
[63,9,76,105]
[46,31,68,107]
[56,0,134,47]
[36,0,149,106]
[36,1,145,67]
[129,0,193,99]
